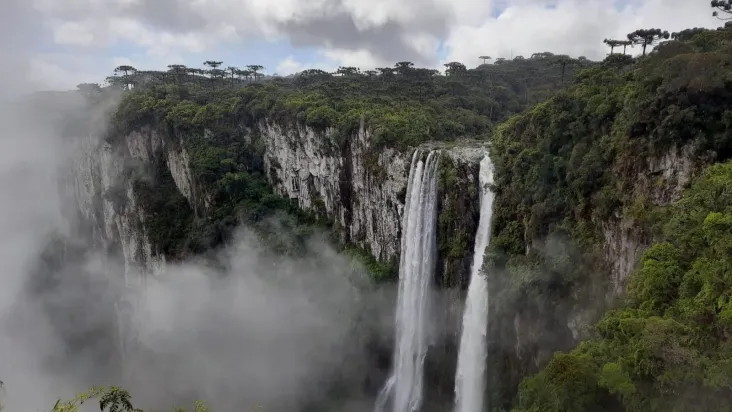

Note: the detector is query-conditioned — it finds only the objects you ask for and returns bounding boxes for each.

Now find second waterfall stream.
[454,153,496,412]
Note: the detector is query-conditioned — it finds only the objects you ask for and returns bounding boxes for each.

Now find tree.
[394,61,415,76]
[671,27,709,41]
[712,0,732,19]
[479,55,492,65]
[530,52,554,59]
[113,65,137,90]
[114,65,136,77]
[443,61,467,76]
[167,64,187,84]
[377,67,395,77]
[226,66,238,83]
[494,57,507,65]
[551,54,574,82]
[209,68,226,81]
[627,28,670,55]
[203,61,223,70]
[246,65,264,80]
[618,40,633,54]
[604,39,632,54]
[603,38,623,54]
[336,66,360,76]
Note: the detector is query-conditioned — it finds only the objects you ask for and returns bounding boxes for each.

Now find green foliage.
[344,246,398,283]
[109,55,595,150]
[491,26,732,289]
[486,26,732,411]
[49,386,226,412]
[436,156,476,287]
[513,160,732,412]
[106,52,591,281]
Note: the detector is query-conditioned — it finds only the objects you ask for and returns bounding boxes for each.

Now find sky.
[8,0,724,91]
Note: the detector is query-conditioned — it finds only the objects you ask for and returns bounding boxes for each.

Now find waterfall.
[376,150,440,412]
[454,153,495,412]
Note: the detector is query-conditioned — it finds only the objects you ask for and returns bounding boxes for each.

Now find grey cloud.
[39,0,455,66]
[278,9,449,66]
[123,0,208,32]
[1,0,43,97]
[37,0,207,33]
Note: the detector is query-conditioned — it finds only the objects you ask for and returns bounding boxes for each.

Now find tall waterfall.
[376,150,440,412]
[454,153,495,412]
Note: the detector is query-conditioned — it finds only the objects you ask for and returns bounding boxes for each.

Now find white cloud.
[275,55,336,75]
[275,56,306,75]
[444,0,720,67]
[50,20,96,46]
[320,48,386,69]
[21,0,727,88]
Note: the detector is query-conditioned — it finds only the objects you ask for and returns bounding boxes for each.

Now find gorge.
[3,15,732,412]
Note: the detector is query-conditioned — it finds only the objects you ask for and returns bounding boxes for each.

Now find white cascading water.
[375,150,440,412]
[454,153,495,412]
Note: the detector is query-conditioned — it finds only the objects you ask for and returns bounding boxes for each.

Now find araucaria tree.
[479,55,492,65]
[712,0,732,19]
[246,65,264,80]
[619,40,633,54]
[627,28,670,55]
[605,39,633,55]
[603,39,623,54]
[443,61,467,76]
[113,65,137,89]
[551,55,574,82]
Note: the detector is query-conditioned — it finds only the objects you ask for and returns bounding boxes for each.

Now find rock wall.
[261,120,409,264]
[261,119,487,270]
[600,142,696,296]
[65,120,487,287]
[65,132,165,282]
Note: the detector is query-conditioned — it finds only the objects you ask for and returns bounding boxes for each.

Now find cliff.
[489,28,732,411]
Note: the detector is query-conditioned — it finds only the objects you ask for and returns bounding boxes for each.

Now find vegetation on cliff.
[513,160,732,412]
[483,18,732,412]
[103,53,592,149]
[63,3,732,410]
[95,51,590,280]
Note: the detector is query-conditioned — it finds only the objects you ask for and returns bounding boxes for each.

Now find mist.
[0,87,400,411]
[0,13,397,411]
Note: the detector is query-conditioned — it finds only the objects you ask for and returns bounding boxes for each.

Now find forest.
[5,1,732,411]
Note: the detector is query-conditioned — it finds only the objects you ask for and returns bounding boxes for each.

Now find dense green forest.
[13,1,732,410]
[86,48,594,281]
[487,18,732,412]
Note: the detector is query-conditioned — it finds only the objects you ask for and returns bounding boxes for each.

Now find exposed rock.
[601,142,695,296]
[262,120,487,266]
[66,132,168,280]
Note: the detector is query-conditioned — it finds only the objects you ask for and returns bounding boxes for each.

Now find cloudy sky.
[5,0,723,91]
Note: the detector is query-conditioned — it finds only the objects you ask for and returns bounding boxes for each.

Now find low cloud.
[0,94,397,410]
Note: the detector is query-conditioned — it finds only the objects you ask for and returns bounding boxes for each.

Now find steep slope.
[514,161,732,412]
[485,26,732,410]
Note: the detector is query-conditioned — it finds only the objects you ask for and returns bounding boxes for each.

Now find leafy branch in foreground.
[47,386,253,412]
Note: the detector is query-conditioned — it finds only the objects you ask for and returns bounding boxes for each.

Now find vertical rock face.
[601,142,696,297]
[66,121,486,283]
[65,133,162,283]
[262,119,487,270]
[64,127,203,279]
[264,120,411,263]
